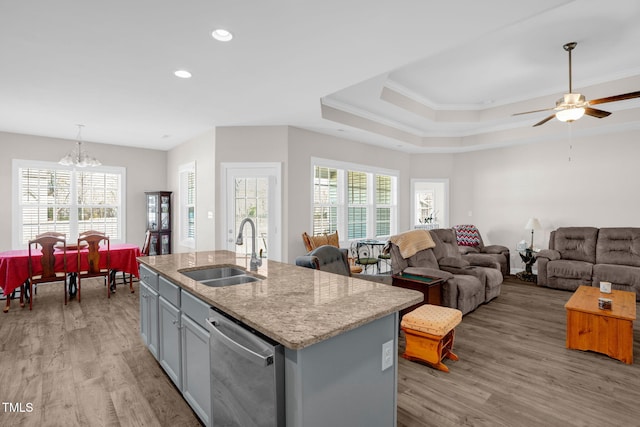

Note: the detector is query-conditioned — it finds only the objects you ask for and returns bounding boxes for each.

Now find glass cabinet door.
[148,194,158,231]
[161,195,170,231]
[149,234,159,256]
[161,234,170,254]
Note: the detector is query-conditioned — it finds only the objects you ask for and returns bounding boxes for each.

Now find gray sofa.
[389,229,503,315]
[537,227,640,300]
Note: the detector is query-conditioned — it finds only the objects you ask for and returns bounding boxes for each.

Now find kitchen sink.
[179,266,261,287]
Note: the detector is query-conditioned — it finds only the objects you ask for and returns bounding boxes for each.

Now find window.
[313,166,338,235]
[179,162,196,248]
[312,158,397,241]
[13,160,126,248]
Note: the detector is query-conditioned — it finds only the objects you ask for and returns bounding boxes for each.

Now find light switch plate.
[382,340,393,371]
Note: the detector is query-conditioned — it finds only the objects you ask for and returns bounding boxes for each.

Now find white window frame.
[311,157,398,244]
[179,161,196,249]
[12,159,126,248]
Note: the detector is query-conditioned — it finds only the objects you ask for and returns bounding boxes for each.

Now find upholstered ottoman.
[400,304,463,372]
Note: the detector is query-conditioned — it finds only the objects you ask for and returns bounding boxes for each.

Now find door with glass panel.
[222,164,282,262]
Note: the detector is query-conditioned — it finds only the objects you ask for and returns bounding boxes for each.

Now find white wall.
[0,131,166,252]
[167,129,216,252]
[453,127,640,272]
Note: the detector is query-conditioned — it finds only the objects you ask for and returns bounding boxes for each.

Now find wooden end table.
[392,273,444,318]
[564,285,636,364]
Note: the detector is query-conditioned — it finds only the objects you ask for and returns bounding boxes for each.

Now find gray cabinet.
[139,265,159,360]
[140,282,159,360]
[139,270,214,427]
[159,294,182,389]
[181,313,211,427]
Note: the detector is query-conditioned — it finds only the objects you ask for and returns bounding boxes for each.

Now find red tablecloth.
[0,243,141,296]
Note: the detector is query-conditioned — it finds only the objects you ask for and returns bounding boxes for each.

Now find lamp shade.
[525,218,542,230]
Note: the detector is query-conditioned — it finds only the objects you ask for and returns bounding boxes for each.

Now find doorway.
[410,179,449,228]
[221,163,282,262]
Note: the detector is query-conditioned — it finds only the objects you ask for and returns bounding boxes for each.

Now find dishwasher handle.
[208,319,274,367]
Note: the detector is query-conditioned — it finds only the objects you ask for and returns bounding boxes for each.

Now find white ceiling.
[2,0,639,153]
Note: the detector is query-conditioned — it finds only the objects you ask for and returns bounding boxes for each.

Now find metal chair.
[350,241,380,274]
[27,234,68,309]
[77,232,111,301]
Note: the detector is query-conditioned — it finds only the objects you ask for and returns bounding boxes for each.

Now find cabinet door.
[181,314,211,427]
[147,194,159,231]
[149,234,159,256]
[160,194,171,231]
[140,282,159,360]
[159,296,182,389]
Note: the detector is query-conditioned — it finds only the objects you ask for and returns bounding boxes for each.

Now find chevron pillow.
[454,224,481,247]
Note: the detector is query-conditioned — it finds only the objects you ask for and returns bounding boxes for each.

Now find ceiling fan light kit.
[555,107,585,123]
[514,42,640,127]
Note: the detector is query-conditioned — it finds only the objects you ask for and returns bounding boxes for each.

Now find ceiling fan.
[514,42,640,127]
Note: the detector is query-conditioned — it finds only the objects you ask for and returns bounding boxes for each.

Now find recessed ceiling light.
[174,70,192,79]
[212,29,233,42]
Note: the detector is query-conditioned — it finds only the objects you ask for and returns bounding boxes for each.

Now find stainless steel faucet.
[236,217,262,271]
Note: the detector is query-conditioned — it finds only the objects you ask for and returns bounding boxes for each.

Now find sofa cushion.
[389,242,439,275]
[403,267,454,281]
[593,264,640,290]
[553,227,598,264]
[446,275,484,315]
[547,259,593,281]
[431,229,461,260]
[439,257,470,269]
[596,228,640,267]
[406,247,440,270]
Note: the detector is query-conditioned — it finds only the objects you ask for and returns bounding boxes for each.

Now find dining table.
[0,243,141,312]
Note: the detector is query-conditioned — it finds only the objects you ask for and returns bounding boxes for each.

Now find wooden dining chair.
[79,230,105,238]
[141,230,151,256]
[27,234,68,309]
[36,231,66,239]
[77,232,111,301]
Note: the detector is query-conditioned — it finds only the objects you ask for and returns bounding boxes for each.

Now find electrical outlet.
[381,340,393,371]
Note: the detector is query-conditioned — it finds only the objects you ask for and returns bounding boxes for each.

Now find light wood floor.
[397,277,640,427]
[2,277,639,426]
[0,278,202,426]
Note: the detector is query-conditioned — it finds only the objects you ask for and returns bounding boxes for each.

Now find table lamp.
[525,218,542,249]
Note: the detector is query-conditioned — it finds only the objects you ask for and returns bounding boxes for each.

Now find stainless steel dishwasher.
[206,307,285,427]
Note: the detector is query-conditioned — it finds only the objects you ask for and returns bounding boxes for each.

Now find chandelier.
[59,124,101,167]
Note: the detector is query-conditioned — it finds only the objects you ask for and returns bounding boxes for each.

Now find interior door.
[222,163,282,262]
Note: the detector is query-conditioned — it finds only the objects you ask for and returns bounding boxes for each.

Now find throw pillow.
[454,224,481,247]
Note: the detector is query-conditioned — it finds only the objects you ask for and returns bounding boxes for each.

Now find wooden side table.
[392,273,444,318]
[565,285,636,364]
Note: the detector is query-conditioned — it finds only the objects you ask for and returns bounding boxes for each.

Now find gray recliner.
[295,245,392,284]
[453,225,511,276]
[430,228,503,303]
[295,245,351,276]
[388,240,485,315]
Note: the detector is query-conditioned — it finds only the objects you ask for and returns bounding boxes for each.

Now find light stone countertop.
[138,250,423,350]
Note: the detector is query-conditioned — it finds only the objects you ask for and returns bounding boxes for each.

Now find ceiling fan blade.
[533,114,556,127]
[513,107,554,116]
[588,91,640,106]
[584,107,611,118]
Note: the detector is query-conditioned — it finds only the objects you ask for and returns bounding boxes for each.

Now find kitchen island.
[138,250,422,427]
